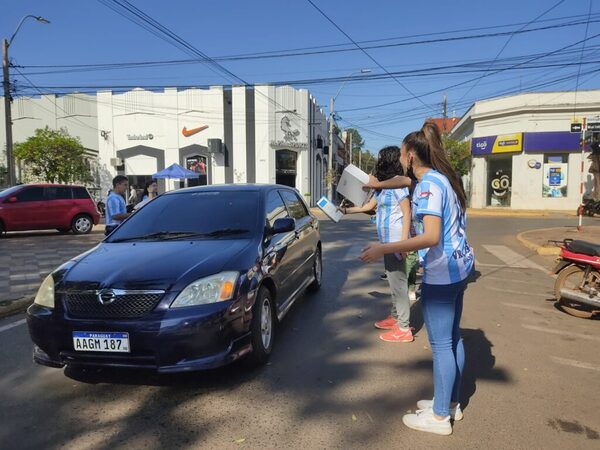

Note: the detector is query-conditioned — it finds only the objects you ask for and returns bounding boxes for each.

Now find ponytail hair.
[402,121,467,211]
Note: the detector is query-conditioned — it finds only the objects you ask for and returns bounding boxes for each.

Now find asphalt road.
[0,216,599,449]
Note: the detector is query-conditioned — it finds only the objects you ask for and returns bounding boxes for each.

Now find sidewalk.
[467,208,576,217]
[517,225,600,255]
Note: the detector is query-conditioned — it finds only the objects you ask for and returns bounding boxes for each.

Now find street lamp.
[3,15,50,186]
[327,68,371,200]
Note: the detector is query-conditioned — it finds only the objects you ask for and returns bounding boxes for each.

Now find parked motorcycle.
[578,198,600,217]
[553,239,600,319]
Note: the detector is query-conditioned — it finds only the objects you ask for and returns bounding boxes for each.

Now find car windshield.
[0,185,23,198]
[106,190,260,242]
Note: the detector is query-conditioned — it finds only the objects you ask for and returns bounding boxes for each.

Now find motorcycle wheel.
[554,265,596,319]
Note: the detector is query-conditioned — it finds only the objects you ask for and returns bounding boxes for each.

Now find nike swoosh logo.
[182,125,209,137]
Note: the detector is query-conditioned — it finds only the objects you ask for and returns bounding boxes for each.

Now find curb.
[0,297,33,320]
[516,229,561,256]
[467,209,575,218]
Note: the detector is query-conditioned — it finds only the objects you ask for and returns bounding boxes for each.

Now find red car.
[0,184,100,236]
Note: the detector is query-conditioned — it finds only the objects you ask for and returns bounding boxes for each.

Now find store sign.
[587,122,600,132]
[571,122,583,133]
[270,140,308,149]
[471,133,523,155]
[127,133,154,141]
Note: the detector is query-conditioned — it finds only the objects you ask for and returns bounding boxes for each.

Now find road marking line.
[482,245,547,272]
[550,356,600,372]
[0,318,26,333]
[501,302,552,313]
[484,276,550,288]
[488,287,550,298]
[522,324,600,342]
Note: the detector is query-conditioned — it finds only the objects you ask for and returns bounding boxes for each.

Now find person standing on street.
[141,180,158,202]
[342,146,414,343]
[361,122,474,436]
[128,184,138,206]
[105,175,131,235]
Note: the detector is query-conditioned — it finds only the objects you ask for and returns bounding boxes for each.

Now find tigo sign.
[471,133,523,155]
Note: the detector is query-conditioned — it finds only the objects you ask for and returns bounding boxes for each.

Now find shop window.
[544,153,569,164]
[543,154,569,198]
[185,155,209,187]
[487,155,512,207]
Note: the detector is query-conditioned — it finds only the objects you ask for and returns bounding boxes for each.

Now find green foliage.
[14,127,93,184]
[442,135,471,176]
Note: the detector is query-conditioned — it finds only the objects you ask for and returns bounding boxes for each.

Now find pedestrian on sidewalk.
[105,175,131,235]
[361,121,474,436]
[342,145,414,343]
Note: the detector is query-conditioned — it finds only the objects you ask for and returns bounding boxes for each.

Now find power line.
[456,0,567,105]
[336,30,600,113]
[305,0,435,112]
[13,16,600,76]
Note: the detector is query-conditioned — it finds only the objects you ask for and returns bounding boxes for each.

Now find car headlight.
[34,274,55,308]
[171,271,239,308]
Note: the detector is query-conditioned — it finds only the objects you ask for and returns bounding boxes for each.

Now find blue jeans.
[421,276,468,417]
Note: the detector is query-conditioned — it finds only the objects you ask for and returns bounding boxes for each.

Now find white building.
[1,85,329,205]
[450,90,600,210]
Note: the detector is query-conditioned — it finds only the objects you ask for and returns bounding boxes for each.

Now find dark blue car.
[27,184,322,373]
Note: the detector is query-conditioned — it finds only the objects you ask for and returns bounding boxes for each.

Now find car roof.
[163,183,299,196]
[12,183,85,188]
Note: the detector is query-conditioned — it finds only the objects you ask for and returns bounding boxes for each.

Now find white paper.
[316,197,344,223]
[337,164,370,206]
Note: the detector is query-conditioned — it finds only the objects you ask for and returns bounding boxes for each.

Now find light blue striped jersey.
[374,188,410,244]
[412,170,474,285]
[105,192,126,226]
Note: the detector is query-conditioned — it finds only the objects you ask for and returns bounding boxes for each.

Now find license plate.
[72,332,130,353]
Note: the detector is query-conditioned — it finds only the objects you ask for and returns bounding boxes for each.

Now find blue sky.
[3,0,600,151]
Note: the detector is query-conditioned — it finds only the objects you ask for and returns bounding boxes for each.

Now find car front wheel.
[247,287,274,365]
[71,214,92,235]
[308,246,322,292]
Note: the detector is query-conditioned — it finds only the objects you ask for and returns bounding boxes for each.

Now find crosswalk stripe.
[550,356,600,372]
[0,318,26,333]
[522,324,600,342]
[482,245,547,272]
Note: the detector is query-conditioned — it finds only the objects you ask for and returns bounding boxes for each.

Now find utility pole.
[348,131,353,166]
[2,38,15,186]
[442,94,447,119]
[328,97,334,200]
[358,144,362,171]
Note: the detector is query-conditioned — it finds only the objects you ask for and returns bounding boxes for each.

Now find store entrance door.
[276,149,297,188]
[487,155,512,207]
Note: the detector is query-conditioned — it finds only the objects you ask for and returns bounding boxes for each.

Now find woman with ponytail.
[361,121,474,436]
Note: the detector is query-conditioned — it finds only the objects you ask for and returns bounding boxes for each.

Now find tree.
[14,127,93,184]
[345,128,365,166]
[442,135,471,176]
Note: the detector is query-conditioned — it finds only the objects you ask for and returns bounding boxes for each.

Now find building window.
[276,149,297,188]
[186,155,208,187]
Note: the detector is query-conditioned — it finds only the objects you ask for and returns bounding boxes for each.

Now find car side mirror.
[105,224,119,235]
[271,218,295,234]
[6,196,17,203]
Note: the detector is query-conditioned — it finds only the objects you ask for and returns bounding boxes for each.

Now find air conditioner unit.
[110,157,123,167]
[208,138,223,153]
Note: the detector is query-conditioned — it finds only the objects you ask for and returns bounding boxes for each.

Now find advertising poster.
[543,163,568,198]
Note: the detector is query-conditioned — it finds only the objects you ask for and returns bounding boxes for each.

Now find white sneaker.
[402,408,452,436]
[416,399,464,421]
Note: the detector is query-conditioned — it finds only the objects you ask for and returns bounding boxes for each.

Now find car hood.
[59,239,254,291]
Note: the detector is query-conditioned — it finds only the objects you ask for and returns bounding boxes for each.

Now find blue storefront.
[470,131,587,209]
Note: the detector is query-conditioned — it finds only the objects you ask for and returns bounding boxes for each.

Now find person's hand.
[360,242,385,263]
[363,175,380,191]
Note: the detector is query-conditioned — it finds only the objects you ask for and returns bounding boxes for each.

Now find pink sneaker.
[374,316,397,330]
[379,326,414,343]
